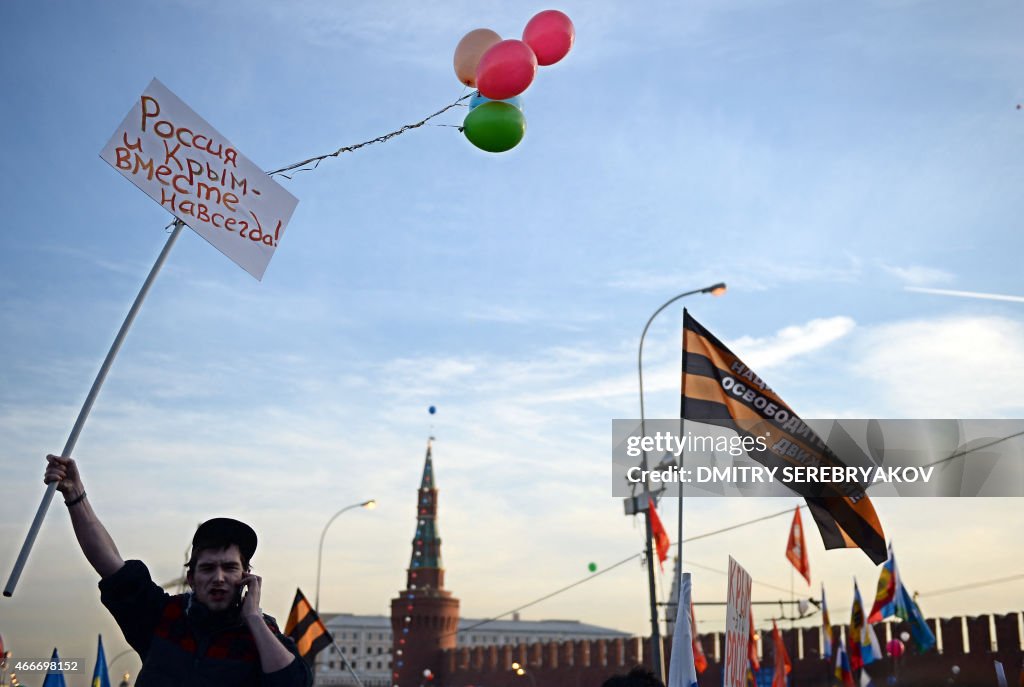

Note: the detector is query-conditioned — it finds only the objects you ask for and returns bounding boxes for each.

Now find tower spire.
[409,438,443,583]
[390,438,460,687]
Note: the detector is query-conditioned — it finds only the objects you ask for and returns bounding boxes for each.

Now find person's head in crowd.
[600,666,666,687]
[185,518,257,611]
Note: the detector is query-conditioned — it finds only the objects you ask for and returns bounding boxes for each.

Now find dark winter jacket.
[99,560,311,687]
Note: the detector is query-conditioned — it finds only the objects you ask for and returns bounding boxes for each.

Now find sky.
[1,0,1023,684]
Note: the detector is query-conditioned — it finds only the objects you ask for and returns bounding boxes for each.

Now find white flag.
[862,621,883,664]
[668,572,698,687]
[995,660,1008,687]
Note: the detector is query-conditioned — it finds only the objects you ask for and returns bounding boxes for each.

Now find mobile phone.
[232,582,246,609]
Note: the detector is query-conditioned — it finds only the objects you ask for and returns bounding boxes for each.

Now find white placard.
[724,556,752,687]
[100,78,298,280]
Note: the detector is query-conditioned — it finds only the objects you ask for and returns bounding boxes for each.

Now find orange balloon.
[453,28,502,87]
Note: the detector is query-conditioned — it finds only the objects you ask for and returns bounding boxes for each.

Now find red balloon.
[475,39,538,100]
[522,10,575,66]
[886,639,905,659]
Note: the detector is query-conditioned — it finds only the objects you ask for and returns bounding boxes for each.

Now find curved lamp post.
[315,499,377,611]
[636,282,726,682]
[107,648,139,686]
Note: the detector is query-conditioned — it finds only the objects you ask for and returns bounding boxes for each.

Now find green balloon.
[463,101,526,153]
[588,562,597,572]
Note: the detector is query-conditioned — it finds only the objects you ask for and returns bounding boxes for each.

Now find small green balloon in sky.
[587,562,597,572]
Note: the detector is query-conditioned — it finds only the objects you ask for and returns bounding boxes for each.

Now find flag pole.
[636,284,725,681]
[790,565,794,630]
[4,219,185,597]
[678,309,689,621]
[326,635,366,687]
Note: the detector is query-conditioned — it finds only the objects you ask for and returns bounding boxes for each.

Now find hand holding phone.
[238,574,262,619]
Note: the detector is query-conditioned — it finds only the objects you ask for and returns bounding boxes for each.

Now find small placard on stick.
[100,78,298,280]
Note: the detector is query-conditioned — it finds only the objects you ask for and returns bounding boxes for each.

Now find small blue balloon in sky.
[468,91,524,112]
[428,405,436,415]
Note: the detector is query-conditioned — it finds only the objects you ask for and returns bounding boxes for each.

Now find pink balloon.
[475,39,538,100]
[886,639,905,658]
[522,10,575,66]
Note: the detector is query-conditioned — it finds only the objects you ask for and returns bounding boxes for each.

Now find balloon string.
[267,91,474,179]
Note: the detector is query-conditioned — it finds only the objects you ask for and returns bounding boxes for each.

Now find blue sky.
[2,1,1023,684]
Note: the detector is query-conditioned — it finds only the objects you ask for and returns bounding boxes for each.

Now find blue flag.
[868,544,936,653]
[92,634,111,687]
[895,582,936,652]
[42,647,67,687]
[821,584,833,660]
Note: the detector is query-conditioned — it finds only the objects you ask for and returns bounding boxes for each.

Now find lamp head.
[705,282,727,297]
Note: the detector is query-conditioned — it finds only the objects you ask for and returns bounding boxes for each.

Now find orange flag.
[690,599,708,673]
[648,498,670,570]
[748,610,760,671]
[682,311,887,564]
[785,506,811,585]
[284,588,332,663]
[771,621,792,687]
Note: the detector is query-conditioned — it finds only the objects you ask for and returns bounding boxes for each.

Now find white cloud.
[607,256,863,294]
[461,304,606,329]
[855,315,1024,416]
[880,263,955,286]
[728,316,857,369]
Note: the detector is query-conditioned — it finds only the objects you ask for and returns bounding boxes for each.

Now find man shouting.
[45,454,311,687]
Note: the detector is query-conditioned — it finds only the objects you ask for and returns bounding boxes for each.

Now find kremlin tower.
[390,440,460,687]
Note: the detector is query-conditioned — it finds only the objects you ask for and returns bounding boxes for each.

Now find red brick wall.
[439,613,1023,687]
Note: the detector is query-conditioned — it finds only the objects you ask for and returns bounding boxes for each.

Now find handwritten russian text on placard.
[724,556,752,687]
[100,79,298,280]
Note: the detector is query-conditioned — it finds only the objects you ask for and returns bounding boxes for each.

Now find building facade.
[314,614,629,687]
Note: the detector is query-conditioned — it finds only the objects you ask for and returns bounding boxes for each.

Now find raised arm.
[44,454,125,578]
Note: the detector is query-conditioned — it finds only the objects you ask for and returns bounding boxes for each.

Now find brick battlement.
[440,612,1023,687]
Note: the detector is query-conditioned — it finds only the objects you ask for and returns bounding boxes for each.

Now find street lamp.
[634,282,726,682]
[108,649,138,684]
[638,283,727,437]
[511,662,537,687]
[315,499,377,611]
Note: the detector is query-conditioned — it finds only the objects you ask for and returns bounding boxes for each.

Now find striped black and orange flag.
[680,310,887,565]
[284,588,332,663]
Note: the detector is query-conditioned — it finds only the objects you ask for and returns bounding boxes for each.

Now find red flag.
[648,498,670,570]
[771,621,792,687]
[835,644,856,687]
[748,609,760,671]
[868,544,897,623]
[690,599,708,673]
[785,506,811,585]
